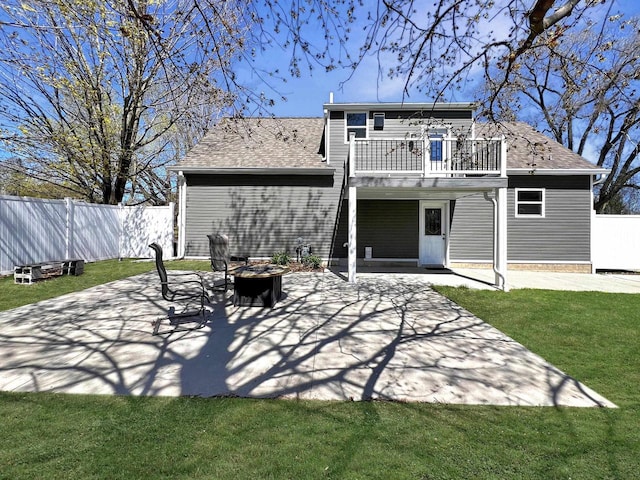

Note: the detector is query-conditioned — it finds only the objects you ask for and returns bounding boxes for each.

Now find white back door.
[419,201,447,267]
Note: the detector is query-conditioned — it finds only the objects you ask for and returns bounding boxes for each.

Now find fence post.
[118,202,124,260]
[65,197,74,259]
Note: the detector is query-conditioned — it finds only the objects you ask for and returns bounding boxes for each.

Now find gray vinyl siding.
[327,109,474,166]
[508,176,591,262]
[332,200,419,259]
[449,195,494,261]
[359,200,419,257]
[449,176,592,263]
[184,173,344,258]
[365,111,473,140]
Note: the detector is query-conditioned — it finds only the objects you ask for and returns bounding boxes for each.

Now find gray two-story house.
[170,100,608,289]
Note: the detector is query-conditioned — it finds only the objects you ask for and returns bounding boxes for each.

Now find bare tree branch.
[490,14,640,213]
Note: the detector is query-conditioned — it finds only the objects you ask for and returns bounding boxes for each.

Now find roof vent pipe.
[329,92,334,103]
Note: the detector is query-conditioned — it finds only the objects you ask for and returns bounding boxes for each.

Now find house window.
[346,112,367,141]
[515,188,545,217]
[373,113,385,130]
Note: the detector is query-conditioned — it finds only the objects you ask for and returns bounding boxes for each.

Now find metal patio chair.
[207,234,248,292]
[149,242,210,335]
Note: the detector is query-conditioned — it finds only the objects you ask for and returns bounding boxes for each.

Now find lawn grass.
[432,287,640,407]
[1,282,639,478]
[0,258,210,311]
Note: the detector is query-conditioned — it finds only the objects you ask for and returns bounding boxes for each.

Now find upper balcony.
[348,135,506,179]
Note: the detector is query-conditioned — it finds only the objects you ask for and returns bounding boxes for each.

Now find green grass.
[1,278,640,478]
[432,287,640,407]
[0,258,210,311]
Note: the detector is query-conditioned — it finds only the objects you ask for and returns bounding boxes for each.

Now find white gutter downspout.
[590,172,608,273]
[177,170,187,259]
[484,191,509,291]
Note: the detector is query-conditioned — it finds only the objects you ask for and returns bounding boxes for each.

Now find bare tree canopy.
[488,14,640,213]
[321,0,615,107]
[0,0,627,205]
[0,0,252,204]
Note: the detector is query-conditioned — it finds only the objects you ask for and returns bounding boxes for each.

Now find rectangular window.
[515,188,545,217]
[373,113,385,130]
[346,112,367,141]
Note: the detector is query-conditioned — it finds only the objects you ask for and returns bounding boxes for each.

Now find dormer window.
[346,112,367,141]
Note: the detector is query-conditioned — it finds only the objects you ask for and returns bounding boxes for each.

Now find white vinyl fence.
[0,195,174,275]
[592,214,640,271]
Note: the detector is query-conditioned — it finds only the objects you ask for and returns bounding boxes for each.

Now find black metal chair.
[149,242,210,334]
[207,234,248,292]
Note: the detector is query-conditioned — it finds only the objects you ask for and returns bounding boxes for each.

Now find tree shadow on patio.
[0,270,614,407]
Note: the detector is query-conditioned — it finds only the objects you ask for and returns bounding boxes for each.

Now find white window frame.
[515,188,545,218]
[345,112,368,143]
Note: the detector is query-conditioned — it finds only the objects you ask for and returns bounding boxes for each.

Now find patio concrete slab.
[337,266,640,293]
[0,270,616,407]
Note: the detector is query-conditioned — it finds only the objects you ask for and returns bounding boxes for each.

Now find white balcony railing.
[348,135,506,178]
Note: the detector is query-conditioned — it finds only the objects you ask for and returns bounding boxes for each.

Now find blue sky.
[249,0,640,118]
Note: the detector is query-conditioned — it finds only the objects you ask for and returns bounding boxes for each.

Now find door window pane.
[424,208,442,235]
[430,140,443,161]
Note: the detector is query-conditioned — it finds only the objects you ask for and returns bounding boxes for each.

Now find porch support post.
[177,171,187,258]
[500,135,507,177]
[348,133,357,283]
[348,185,357,283]
[495,187,509,291]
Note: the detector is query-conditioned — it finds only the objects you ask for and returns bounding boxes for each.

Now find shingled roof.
[174,117,326,170]
[174,117,603,173]
[478,122,603,171]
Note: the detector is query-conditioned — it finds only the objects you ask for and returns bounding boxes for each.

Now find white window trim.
[344,112,368,143]
[515,188,546,218]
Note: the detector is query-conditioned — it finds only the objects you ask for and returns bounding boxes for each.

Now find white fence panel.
[0,196,68,272]
[0,195,174,275]
[592,215,640,271]
[120,204,174,258]
[72,202,121,261]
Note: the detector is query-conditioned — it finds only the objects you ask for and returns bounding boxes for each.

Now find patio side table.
[232,264,290,307]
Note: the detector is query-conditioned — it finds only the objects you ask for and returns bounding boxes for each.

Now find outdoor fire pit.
[232,264,290,307]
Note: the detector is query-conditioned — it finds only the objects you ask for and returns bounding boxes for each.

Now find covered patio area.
[0,270,614,407]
